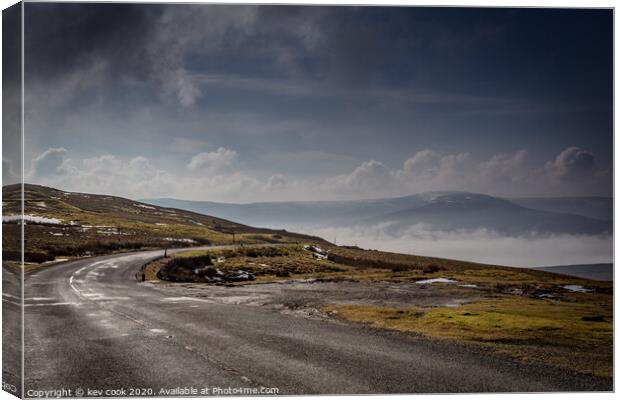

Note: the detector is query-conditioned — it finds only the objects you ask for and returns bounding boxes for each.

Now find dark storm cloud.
[18,4,613,201]
[3,3,21,88]
[3,3,23,184]
[25,3,159,81]
[26,3,611,98]
[23,5,613,112]
[21,5,509,97]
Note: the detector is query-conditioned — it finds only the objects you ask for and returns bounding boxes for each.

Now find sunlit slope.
[2,184,324,262]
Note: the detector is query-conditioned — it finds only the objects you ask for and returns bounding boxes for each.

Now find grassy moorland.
[1,184,325,264]
[149,244,613,378]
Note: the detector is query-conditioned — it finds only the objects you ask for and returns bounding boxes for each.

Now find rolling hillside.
[144,192,613,237]
[366,193,612,236]
[141,194,430,229]
[2,184,323,262]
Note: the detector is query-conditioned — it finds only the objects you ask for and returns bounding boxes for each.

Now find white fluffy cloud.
[398,150,470,193]
[323,160,394,196]
[323,146,606,199]
[545,146,597,180]
[401,149,469,180]
[478,150,528,182]
[264,174,288,191]
[24,145,609,203]
[324,150,471,198]
[49,154,173,199]
[344,160,392,189]
[187,147,238,171]
[25,148,263,202]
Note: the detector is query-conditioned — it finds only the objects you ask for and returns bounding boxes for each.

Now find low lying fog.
[301,224,612,268]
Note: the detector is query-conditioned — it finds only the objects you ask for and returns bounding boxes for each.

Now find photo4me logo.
[211,386,279,396]
[158,386,280,396]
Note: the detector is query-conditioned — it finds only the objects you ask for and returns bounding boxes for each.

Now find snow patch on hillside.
[3,215,63,225]
[134,203,156,210]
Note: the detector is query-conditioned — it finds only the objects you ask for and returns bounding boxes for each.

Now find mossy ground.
[324,296,612,377]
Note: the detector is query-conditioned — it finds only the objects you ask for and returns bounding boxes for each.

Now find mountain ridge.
[143,191,612,236]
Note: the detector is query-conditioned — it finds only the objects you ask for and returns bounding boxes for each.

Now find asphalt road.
[19,249,612,396]
[2,263,22,398]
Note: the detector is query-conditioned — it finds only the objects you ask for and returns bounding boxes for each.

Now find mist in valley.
[297,224,612,268]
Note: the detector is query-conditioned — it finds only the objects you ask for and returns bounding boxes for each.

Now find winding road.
[9,249,611,396]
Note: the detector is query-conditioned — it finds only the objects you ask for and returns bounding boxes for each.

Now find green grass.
[325,296,613,377]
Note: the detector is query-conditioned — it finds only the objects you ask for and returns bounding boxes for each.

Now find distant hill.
[365,193,612,236]
[141,194,433,229]
[144,191,613,237]
[534,264,613,281]
[2,184,323,262]
[510,197,612,221]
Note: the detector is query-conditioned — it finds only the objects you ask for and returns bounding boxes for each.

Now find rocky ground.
[145,278,485,317]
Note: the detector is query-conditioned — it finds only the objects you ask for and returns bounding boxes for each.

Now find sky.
[4,4,613,203]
